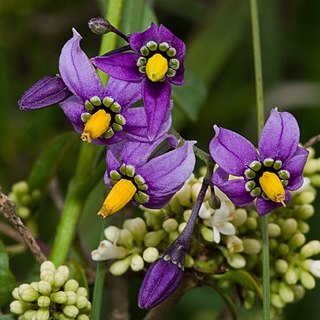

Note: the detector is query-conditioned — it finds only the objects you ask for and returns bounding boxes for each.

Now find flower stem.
[250,1,270,319]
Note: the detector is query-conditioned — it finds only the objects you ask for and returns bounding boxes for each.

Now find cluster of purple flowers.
[19,19,308,310]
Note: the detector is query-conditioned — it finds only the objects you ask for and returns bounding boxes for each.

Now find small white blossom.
[304,259,320,278]
[91,240,127,261]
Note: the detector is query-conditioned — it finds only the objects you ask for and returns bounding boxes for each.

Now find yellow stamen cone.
[259,172,286,206]
[146,53,168,82]
[81,109,111,143]
[98,179,137,218]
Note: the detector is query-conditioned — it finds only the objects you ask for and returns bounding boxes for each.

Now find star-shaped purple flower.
[99,137,195,218]
[92,23,186,141]
[210,109,309,216]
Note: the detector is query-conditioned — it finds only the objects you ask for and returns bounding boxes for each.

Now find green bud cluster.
[10,261,91,320]
[8,180,42,220]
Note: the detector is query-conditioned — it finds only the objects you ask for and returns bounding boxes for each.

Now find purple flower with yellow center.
[98,138,195,218]
[92,23,186,141]
[210,109,309,216]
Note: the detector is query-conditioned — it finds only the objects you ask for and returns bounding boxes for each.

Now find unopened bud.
[300,240,320,258]
[201,226,214,242]
[38,296,50,308]
[279,282,294,303]
[271,293,285,308]
[24,310,37,320]
[294,204,314,219]
[285,266,298,285]
[300,270,315,289]
[303,158,318,175]
[131,254,144,271]
[10,300,29,314]
[77,315,90,320]
[244,290,255,310]
[119,229,134,248]
[275,259,288,274]
[293,284,305,300]
[76,295,88,309]
[123,217,147,242]
[297,220,310,233]
[191,183,202,202]
[289,232,306,249]
[310,174,320,187]
[66,291,77,305]
[40,261,56,273]
[303,259,320,278]
[168,196,183,214]
[294,190,316,205]
[280,218,298,239]
[178,222,187,233]
[40,269,54,284]
[226,253,246,269]
[175,183,192,207]
[169,231,179,242]
[231,208,247,227]
[184,255,194,268]
[19,284,39,302]
[242,238,261,255]
[12,181,29,196]
[277,243,289,256]
[246,217,258,230]
[63,305,79,318]
[64,279,79,292]
[12,287,21,300]
[144,230,166,247]
[268,223,281,237]
[269,239,278,250]
[109,256,131,276]
[54,271,68,288]
[77,287,88,297]
[35,308,50,320]
[104,226,121,243]
[162,218,178,233]
[18,206,30,219]
[183,209,192,222]
[143,247,159,263]
[50,291,68,304]
[88,17,113,35]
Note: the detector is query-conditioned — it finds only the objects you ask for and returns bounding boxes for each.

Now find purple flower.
[210,109,309,216]
[98,138,195,218]
[92,23,186,141]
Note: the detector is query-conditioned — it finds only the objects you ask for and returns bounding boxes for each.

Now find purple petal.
[92,52,143,82]
[169,62,185,86]
[210,126,258,176]
[139,141,196,207]
[105,149,121,186]
[104,77,142,108]
[19,75,71,110]
[129,23,159,53]
[256,191,291,216]
[59,28,103,101]
[259,109,300,162]
[143,79,172,141]
[138,258,184,309]
[122,107,148,142]
[213,170,253,206]
[59,96,85,132]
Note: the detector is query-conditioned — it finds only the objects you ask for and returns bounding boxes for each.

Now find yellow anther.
[146,53,168,82]
[81,109,111,143]
[98,179,137,218]
[259,172,286,206]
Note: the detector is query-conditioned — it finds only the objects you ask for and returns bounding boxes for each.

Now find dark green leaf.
[0,315,16,320]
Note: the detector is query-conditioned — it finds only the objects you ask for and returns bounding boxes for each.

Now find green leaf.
[172,70,208,121]
[215,269,263,300]
[0,239,16,307]
[27,132,77,190]
[0,315,16,320]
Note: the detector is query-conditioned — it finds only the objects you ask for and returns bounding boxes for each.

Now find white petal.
[218,222,236,236]
[213,226,221,243]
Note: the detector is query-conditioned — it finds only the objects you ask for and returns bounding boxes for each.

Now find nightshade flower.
[210,109,309,216]
[98,138,195,218]
[92,23,186,141]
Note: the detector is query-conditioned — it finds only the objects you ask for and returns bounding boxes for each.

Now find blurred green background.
[1,0,320,319]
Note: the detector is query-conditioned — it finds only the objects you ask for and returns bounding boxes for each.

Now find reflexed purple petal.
[92,52,143,82]
[256,191,291,216]
[142,79,172,141]
[129,23,159,52]
[286,175,304,191]
[138,258,184,309]
[104,77,142,108]
[259,109,300,162]
[213,175,253,206]
[19,75,71,110]
[59,29,103,100]
[169,62,185,86]
[122,107,148,141]
[210,126,258,176]
[139,141,196,207]
[105,149,121,186]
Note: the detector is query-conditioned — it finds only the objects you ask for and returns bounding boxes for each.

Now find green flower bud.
[143,247,159,263]
[300,270,315,289]
[217,279,232,290]
[268,223,281,237]
[294,191,316,205]
[18,206,31,219]
[12,287,21,300]
[175,184,192,207]
[300,240,320,258]
[270,281,279,293]
[76,295,88,309]
[38,296,50,308]
[304,158,318,175]
[201,226,214,242]
[21,194,32,206]
[24,310,37,320]
[64,279,79,292]
[109,256,131,276]
[168,195,184,214]
[123,217,147,241]
[289,232,306,249]
[19,284,39,302]
[279,218,298,239]
[36,308,50,320]
[242,238,261,255]
[144,211,162,229]
[10,300,29,314]
[56,265,70,280]
[178,222,187,233]
[40,261,56,273]
[184,255,194,268]
[31,189,42,201]
[77,315,90,320]
[76,287,88,297]
[294,204,314,219]
[12,181,29,196]
[279,282,294,303]
[119,229,134,248]
[271,293,286,308]
[231,208,247,227]
[285,266,298,285]
[66,291,77,305]
[226,253,246,269]
[244,290,255,310]
[246,217,258,230]
[40,269,55,284]
[297,220,310,234]
[310,174,320,187]
[54,271,68,288]
[131,254,144,271]
[275,259,288,274]
[144,230,166,247]
[191,183,202,202]
[183,209,192,222]
[104,226,120,243]
[162,218,178,233]
[277,243,290,256]
[293,285,305,301]
[269,239,278,250]
[168,231,179,242]
[63,305,79,318]
[50,291,68,304]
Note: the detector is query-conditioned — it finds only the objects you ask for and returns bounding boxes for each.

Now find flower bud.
[64,279,79,292]
[76,295,88,309]
[18,206,31,219]
[178,222,187,233]
[303,259,320,278]
[40,261,56,273]
[293,284,305,301]
[19,284,39,302]
[144,211,162,229]
[175,183,192,207]
[300,240,320,258]
[131,254,144,271]
[63,305,79,318]
[269,239,278,250]
[279,282,294,303]
[24,310,37,320]
[226,236,244,253]
[77,287,88,297]
[169,231,179,242]
[277,243,289,256]
[144,230,166,247]
[119,229,134,248]
[275,259,288,274]
[246,217,258,230]
[12,287,21,300]
[244,290,255,310]
[77,314,90,320]
[198,203,212,219]
[40,269,54,284]
[123,217,147,241]
[300,270,315,289]
[54,271,68,288]
[294,190,316,205]
[271,293,286,308]
[201,226,214,242]
[66,291,77,305]
[91,240,127,261]
[162,218,178,233]
[10,300,29,314]
[37,296,50,308]
[284,266,298,285]
[104,226,120,243]
[310,174,320,187]
[191,183,202,202]
[297,220,310,234]
[183,209,192,222]
[242,238,261,255]
[109,256,131,276]
[12,181,29,196]
[50,291,68,304]
[226,253,246,269]
[294,204,314,219]
[88,17,113,35]
[231,208,247,227]
[168,196,183,214]
[268,223,281,237]
[279,218,298,239]
[143,247,159,263]
[288,232,306,249]
[184,255,194,268]
[36,308,50,320]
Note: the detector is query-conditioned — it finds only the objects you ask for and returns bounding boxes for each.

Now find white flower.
[91,240,127,261]
[204,201,236,243]
[304,259,320,278]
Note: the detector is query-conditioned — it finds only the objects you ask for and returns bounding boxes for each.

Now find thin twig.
[0,191,46,264]
[143,273,198,320]
[304,134,320,148]
[49,177,64,212]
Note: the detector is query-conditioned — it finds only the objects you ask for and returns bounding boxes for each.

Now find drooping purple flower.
[92,23,186,141]
[98,137,195,218]
[210,109,309,216]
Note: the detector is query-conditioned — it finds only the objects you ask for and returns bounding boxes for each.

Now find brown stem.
[0,191,46,264]
[304,134,320,148]
[143,273,198,320]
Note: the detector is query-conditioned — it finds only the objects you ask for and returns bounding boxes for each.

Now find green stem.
[250,1,269,320]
